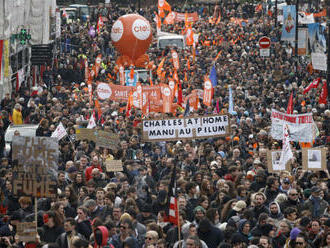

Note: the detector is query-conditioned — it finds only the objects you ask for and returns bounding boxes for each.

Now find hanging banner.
[142,114,230,141]
[0,40,3,79]
[281,5,296,41]
[97,82,134,102]
[290,28,308,55]
[270,109,314,142]
[308,23,326,54]
[173,12,199,23]
[3,40,9,77]
[298,12,315,24]
[308,23,327,71]
[311,53,327,71]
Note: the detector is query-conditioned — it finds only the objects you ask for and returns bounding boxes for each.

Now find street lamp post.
[275,0,278,26]
[295,0,299,72]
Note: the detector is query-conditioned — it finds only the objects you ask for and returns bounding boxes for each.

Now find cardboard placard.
[75,129,120,149]
[267,150,290,173]
[142,114,230,142]
[12,137,59,197]
[17,222,37,243]
[302,148,327,171]
[106,159,123,172]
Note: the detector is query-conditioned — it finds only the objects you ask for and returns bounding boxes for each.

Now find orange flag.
[161,84,172,113]
[157,57,166,77]
[119,65,125,85]
[185,12,189,28]
[255,4,262,12]
[94,54,102,78]
[130,66,135,81]
[168,78,176,100]
[203,76,213,106]
[149,76,153,86]
[192,43,196,63]
[185,27,194,46]
[126,91,133,117]
[154,12,162,31]
[136,83,143,109]
[171,49,180,70]
[88,81,93,105]
[313,9,326,17]
[187,57,191,70]
[173,69,179,82]
[214,50,222,61]
[164,11,175,25]
[158,0,171,17]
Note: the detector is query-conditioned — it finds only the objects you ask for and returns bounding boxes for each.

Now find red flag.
[286,92,294,114]
[167,164,178,225]
[303,77,321,94]
[97,16,104,33]
[177,81,183,106]
[319,80,328,104]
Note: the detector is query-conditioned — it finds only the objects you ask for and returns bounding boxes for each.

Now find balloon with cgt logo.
[111,14,153,68]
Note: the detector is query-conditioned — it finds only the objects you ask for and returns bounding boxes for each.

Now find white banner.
[279,124,293,169]
[142,114,230,141]
[271,109,314,142]
[311,53,327,71]
[51,122,67,140]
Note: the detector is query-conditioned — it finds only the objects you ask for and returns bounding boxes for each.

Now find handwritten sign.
[106,159,123,172]
[17,222,37,243]
[76,129,120,149]
[12,137,58,197]
[142,114,230,141]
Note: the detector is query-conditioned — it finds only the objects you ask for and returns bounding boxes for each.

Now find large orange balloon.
[111,14,153,61]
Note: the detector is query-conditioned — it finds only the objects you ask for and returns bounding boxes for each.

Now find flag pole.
[176,166,182,248]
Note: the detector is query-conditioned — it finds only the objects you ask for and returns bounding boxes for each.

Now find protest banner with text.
[270,109,314,142]
[12,137,59,197]
[142,114,230,141]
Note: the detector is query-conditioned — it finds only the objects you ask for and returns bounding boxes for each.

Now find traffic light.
[18,29,31,45]
[31,45,53,65]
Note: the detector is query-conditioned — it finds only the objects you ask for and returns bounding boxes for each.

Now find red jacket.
[85,164,103,181]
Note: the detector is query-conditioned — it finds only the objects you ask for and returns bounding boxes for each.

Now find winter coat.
[12,108,23,124]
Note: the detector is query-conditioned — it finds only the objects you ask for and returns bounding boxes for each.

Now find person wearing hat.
[250,169,267,192]
[226,200,247,220]
[303,186,329,218]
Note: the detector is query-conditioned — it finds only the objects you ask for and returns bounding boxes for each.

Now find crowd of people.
[0,1,329,248]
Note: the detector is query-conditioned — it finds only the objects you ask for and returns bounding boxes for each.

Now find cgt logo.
[111,20,124,42]
[97,83,112,100]
[132,19,151,40]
